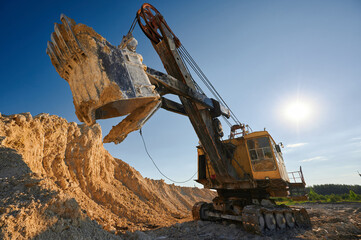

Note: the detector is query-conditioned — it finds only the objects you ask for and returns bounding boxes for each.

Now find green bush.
[275,186,361,204]
[304,188,361,203]
[349,190,361,201]
[341,193,349,200]
[327,194,341,202]
[308,188,322,201]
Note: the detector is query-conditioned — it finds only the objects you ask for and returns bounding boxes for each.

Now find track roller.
[285,212,295,228]
[275,212,286,229]
[192,201,214,221]
[293,208,311,228]
[241,205,264,234]
[264,212,276,231]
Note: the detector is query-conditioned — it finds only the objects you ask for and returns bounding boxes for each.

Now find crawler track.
[241,205,311,234]
[193,202,311,235]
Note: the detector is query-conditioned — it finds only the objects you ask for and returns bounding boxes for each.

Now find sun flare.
[284,101,311,123]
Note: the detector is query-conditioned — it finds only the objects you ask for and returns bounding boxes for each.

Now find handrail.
[288,166,305,184]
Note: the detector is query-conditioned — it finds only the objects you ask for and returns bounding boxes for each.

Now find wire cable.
[179,47,244,131]
[128,16,137,34]
[178,45,242,125]
[179,47,218,99]
[139,129,198,184]
[178,48,204,94]
[179,48,236,126]
[180,45,240,124]
[178,49,237,130]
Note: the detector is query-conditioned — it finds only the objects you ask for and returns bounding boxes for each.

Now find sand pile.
[0,113,215,239]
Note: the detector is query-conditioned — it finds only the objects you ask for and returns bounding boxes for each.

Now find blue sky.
[1,0,360,187]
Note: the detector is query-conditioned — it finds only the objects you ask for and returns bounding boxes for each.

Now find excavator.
[46,3,311,234]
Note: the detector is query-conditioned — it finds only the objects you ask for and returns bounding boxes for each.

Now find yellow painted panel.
[252,169,281,180]
[197,130,287,182]
[225,138,253,179]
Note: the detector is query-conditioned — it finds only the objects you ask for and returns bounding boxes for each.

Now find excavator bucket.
[46,15,160,144]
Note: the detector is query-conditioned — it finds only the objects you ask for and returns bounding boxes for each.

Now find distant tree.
[349,190,361,201]
[327,194,341,202]
[308,188,321,201]
[306,184,361,195]
[341,193,349,200]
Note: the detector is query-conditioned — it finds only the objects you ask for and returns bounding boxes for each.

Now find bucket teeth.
[60,14,82,53]
[47,41,62,66]
[50,32,65,59]
[46,14,86,81]
[54,23,70,57]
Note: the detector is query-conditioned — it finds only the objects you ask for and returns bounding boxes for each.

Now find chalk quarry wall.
[0,113,215,239]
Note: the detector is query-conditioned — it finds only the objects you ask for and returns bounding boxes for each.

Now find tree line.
[306,184,361,195]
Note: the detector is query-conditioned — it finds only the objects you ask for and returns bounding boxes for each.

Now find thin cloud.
[301,156,327,162]
[347,141,361,147]
[351,137,361,141]
[286,143,308,148]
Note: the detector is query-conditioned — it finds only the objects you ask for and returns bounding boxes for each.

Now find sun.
[284,100,311,123]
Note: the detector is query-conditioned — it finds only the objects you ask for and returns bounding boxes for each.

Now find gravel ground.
[124,202,361,240]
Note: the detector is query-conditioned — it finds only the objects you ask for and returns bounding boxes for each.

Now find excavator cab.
[197,131,306,199]
[247,133,291,184]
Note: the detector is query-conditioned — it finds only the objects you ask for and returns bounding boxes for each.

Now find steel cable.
[180,46,240,124]
[178,49,204,94]
[178,47,236,129]
[128,16,138,34]
[139,129,198,184]
[178,45,241,125]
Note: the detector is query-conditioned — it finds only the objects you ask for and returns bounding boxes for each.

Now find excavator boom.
[47,13,237,183]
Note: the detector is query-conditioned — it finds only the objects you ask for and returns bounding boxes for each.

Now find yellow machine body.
[197,131,292,197]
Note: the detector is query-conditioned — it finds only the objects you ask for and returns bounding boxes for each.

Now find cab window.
[247,137,276,171]
[271,139,283,166]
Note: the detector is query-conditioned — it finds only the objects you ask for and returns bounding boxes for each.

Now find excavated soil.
[0,113,215,239]
[1,113,360,240]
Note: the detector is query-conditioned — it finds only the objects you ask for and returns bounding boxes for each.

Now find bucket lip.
[94,96,160,120]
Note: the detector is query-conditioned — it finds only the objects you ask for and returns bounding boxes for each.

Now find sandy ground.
[125,202,361,240]
[1,113,360,239]
[0,113,215,239]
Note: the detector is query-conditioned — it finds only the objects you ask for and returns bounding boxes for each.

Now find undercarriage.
[192,196,311,234]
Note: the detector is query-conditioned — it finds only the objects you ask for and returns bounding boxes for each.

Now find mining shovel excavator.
[46,3,311,234]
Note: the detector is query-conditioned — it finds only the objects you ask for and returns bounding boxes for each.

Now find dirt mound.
[0,113,215,239]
